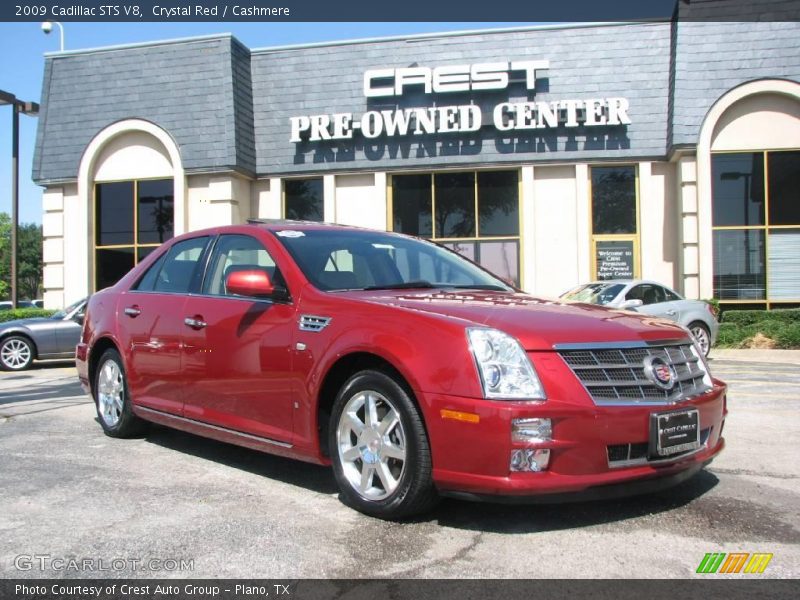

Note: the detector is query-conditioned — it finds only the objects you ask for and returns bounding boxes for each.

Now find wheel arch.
[316,351,426,458]
[88,336,122,394]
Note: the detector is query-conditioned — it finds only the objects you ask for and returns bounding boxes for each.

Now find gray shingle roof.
[32,22,800,184]
[671,21,800,147]
[252,22,672,175]
[33,35,255,183]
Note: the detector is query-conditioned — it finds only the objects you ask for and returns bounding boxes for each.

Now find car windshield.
[273,228,513,292]
[562,283,625,306]
[51,297,86,320]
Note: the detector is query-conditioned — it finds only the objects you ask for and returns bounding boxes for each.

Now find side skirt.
[134,405,327,466]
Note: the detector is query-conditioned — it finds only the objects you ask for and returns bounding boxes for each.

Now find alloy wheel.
[691,325,711,356]
[336,390,407,501]
[1,338,32,370]
[97,359,125,427]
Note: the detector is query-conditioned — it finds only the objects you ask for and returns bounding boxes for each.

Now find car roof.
[583,279,667,287]
[245,219,372,233]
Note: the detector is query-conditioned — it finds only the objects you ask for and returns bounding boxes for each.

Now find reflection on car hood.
[0,317,52,330]
[342,289,689,351]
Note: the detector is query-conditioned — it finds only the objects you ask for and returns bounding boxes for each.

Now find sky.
[0,21,541,225]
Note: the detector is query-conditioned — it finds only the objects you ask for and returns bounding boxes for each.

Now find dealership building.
[32,18,800,308]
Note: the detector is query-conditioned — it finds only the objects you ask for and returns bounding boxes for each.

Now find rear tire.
[689,321,712,357]
[0,335,35,371]
[329,369,438,519]
[94,349,148,437]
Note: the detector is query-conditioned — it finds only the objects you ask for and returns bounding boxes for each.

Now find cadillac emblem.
[643,356,676,391]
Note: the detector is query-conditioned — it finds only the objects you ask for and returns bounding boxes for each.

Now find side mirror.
[73,312,85,325]
[225,269,275,298]
[618,299,643,310]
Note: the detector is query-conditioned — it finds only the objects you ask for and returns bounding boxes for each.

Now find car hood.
[343,289,689,351]
[0,317,51,329]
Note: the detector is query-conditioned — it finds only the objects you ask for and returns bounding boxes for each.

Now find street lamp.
[41,21,65,52]
[0,90,40,308]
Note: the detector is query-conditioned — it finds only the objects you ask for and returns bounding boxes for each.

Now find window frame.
[131,235,212,295]
[200,233,284,300]
[387,168,523,286]
[711,148,800,307]
[282,177,325,222]
[588,164,641,281]
[92,176,175,292]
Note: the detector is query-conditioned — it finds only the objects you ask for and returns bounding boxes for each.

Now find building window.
[94,178,174,290]
[284,178,324,221]
[391,170,520,286]
[590,166,639,280]
[712,150,800,305]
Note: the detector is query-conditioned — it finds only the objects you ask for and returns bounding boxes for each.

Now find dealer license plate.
[650,409,700,457]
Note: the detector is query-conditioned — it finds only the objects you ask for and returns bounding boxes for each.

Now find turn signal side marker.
[440,409,480,424]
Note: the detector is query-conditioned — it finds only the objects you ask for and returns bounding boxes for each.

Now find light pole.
[0,90,40,308]
[41,21,65,52]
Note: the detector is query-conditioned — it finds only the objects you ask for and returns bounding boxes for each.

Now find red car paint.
[76,222,726,500]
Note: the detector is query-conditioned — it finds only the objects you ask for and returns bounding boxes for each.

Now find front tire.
[689,321,712,356]
[329,370,438,519]
[0,335,34,371]
[94,349,148,437]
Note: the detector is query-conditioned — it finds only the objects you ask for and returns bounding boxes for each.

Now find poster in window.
[595,240,635,280]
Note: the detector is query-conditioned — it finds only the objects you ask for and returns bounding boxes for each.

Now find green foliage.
[0,212,43,301]
[721,308,800,326]
[0,308,55,323]
[775,324,800,348]
[715,309,800,349]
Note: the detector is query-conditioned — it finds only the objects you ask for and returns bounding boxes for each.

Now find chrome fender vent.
[299,315,331,332]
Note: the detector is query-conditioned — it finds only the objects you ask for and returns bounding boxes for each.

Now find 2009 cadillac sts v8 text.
[77,221,726,519]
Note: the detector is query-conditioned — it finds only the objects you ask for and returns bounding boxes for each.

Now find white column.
[323,174,336,223]
[575,164,591,283]
[677,156,700,299]
[520,165,536,293]
[41,187,65,309]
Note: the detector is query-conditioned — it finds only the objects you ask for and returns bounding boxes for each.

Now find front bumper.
[441,458,713,504]
[419,353,726,499]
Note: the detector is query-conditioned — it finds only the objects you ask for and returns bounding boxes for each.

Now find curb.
[709,349,800,365]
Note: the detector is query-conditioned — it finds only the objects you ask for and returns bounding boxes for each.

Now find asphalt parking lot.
[1,352,798,579]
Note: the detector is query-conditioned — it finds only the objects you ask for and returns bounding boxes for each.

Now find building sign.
[289,60,632,143]
[595,240,635,280]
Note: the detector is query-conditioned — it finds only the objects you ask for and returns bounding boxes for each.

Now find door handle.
[666,310,676,316]
[124,306,141,317]
[184,316,207,329]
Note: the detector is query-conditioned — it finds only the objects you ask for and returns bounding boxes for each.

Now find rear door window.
[139,236,210,294]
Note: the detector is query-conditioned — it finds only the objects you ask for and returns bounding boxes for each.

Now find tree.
[0,212,43,301]
[18,223,43,299]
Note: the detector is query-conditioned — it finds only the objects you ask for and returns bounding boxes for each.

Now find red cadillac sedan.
[77,221,726,519]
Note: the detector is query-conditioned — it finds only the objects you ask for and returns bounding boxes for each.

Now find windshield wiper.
[363,280,437,291]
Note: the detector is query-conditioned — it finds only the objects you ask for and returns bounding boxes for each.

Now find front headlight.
[467,328,546,400]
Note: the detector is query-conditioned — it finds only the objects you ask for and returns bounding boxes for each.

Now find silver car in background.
[560,280,718,355]
[0,298,87,371]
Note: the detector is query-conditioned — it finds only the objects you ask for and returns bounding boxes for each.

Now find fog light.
[511,418,552,443]
[510,449,550,472]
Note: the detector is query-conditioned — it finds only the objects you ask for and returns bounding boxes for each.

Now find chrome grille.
[299,315,331,332]
[559,343,711,404]
[607,427,712,467]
